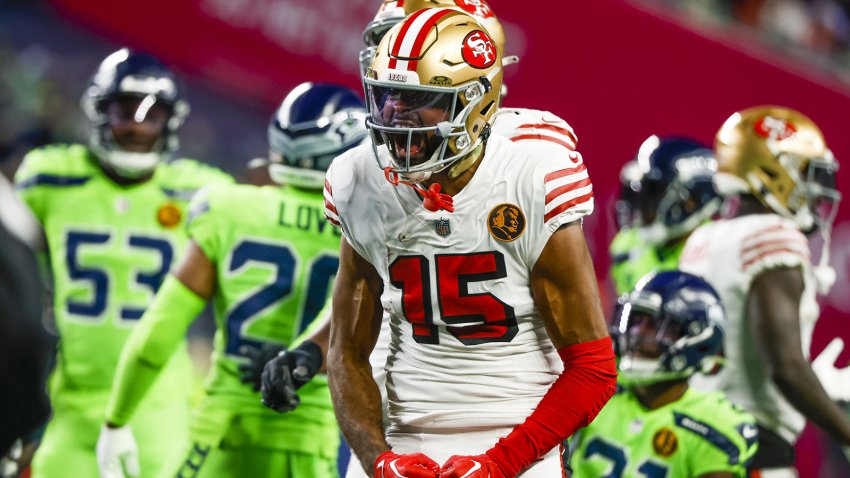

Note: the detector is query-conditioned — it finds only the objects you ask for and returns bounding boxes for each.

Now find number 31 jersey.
[14,144,232,404]
[571,388,758,478]
[324,129,594,431]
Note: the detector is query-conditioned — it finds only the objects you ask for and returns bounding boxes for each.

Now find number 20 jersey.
[185,183,340,454]
[324,125,594,431]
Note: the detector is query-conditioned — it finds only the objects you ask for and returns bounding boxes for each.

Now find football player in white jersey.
[679,106,850,477]
[322,9,616,478]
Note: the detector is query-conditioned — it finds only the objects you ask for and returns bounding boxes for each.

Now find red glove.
[373,451,440,478]
[440,454,507,478]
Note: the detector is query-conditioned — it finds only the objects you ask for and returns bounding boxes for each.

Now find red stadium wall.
[49,0,850,474]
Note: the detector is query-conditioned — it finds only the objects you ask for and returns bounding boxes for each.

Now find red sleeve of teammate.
[442,337,616,478]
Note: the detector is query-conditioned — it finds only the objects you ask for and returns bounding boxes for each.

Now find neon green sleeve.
[14,149,52,222]
[105,274,206,425]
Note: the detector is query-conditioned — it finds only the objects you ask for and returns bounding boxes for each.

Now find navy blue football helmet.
[615,270,725,385]
[268,83,368,189]
[635,135,721,245]
[81,48,189,178]
[615,160,643,229]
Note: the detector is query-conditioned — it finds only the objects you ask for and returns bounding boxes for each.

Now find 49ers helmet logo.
[462,30,497,69]
[454,0,494,19]
[754,115,797,141]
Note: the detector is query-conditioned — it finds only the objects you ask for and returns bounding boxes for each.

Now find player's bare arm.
[749,266,850,445]
[530,221,609,347]
[442,222,617,478]
[172,240,216,300]
[698,472,735,478]
[327,238,388,473]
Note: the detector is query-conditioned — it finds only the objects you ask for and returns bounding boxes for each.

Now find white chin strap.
[639,223,668,246]
[102,151,161,178]
[619,356,693,385]
[618,357,665,385]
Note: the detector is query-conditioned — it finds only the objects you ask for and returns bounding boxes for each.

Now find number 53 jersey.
[324,131,594,431]
[14,145,233,403]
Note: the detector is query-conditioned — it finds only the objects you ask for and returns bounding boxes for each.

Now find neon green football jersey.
[186,183,341,457]
[14,144,233,407]
[572,387,758,478]
[610,229,684,295]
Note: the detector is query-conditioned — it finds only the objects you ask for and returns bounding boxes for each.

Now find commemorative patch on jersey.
[652,428,679,457]
[461,30,497,69]
[157,202,182,228]
[488,203,525,242]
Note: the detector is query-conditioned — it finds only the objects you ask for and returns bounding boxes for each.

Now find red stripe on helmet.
[406,8,455,71]
[389,8,430,68]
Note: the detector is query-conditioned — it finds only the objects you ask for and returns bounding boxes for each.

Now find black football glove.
[261,340,323,413]
[238,343,285,392]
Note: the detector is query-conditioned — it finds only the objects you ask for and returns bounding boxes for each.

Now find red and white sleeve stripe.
[543,159,593,224]
[323,179,341,227]
[510,123,578,151]
[740,224,809,271]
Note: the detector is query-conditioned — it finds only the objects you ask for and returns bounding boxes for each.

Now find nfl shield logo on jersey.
[435,218,451,237]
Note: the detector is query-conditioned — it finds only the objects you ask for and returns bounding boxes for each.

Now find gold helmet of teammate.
[713,105,840,233]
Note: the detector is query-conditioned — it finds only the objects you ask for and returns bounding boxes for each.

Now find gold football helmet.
[360,0,506,78]
[714,105,840,233]
[364,8,502,182]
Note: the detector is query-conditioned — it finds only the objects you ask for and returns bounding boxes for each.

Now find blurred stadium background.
[1,0,849,475]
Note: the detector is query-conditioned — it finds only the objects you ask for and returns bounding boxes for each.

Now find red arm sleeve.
[486,336,617,476]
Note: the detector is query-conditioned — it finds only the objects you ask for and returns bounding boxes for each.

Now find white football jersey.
[359,106,579,405]
[325,123,593,433]
[491,107,578,151]
[679,214,818,444]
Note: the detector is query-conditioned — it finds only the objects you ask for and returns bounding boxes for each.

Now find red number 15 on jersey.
[389,251,518,346]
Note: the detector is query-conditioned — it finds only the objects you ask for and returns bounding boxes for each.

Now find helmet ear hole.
[480,100,494,117]
[760,166,778,179]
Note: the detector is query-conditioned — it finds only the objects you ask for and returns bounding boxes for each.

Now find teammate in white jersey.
[678,105,850,476]
[323,9,616,478]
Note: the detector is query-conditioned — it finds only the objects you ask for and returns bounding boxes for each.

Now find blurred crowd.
[3,0,850,182]
[0,3,269,183]
[672,0,850,67]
